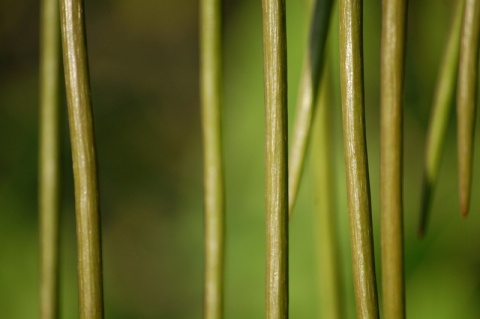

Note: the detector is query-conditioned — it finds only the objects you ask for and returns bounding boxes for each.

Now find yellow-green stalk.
[380,0,407,318]
[200,0,225,318]
[59,0,104,317]
[261,0,289,317]
[339,0,379,317]
[39,0,61,317]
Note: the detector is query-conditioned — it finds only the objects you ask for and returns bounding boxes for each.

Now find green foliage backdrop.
[0,0,479,318]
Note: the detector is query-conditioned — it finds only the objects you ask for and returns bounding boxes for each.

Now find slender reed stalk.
[339,0,379,317]
[59,0,104,317]
[39,0,61,317]
[261,0,289,317]
[288,0,334,216]
[380,0,407,318]
[312,63,344,319]
[200,0,225,318]
[457,0,480,217]
[419,0,464,236]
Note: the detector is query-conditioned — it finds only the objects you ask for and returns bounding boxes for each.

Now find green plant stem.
[339,0,379,318]
[312,63,344,319]
[39,0,61,317]
[200,0,225,318]
[457,0,480,217]
[59,0,104,317]
[380,0,407,318]
[288,0,333,216]
[419,0,464,236]
[261,0,289,318]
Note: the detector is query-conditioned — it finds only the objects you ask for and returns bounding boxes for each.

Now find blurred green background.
[1,0,480,318]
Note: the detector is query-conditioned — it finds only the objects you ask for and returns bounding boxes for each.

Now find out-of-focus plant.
[39,0,61,317]
[288,0,333,215]
[200,0,225,318]
[311,60,344,319]
[419,0,464,236]
[456,0,480,217]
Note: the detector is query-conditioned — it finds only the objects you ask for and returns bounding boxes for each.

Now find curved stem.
[419,0,464,236]
[288,0,334,216]
[261,0,289,317]
[457,0,480,217]
[59,0,104,317]
[339,0,379,317]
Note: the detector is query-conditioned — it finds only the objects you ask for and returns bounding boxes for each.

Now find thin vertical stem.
[39,0,61,317]
[261,0,289,318]
[457,0,480,217]
[419,0,464,236]
[200,0,225,318]
[380,0,407,318]
[339,0,379,318]
[59,0,104,318]
[288,0,334,216]
[312,63,344,319]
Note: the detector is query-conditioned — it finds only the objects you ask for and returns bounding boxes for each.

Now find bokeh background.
[1,0,480,318]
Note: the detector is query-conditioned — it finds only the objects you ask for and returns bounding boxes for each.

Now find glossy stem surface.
[261,0,289,317]
[339,0,379,317]
[200,0,225,318]
[419,0,464,236]
[380,0,407,318]
[59,0,104,317]
[457,0,480,217]
[39,0,61,317]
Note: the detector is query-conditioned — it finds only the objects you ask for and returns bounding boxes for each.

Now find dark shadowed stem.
[39,0,61,317]
[380,0,407,318]
[200,0,225,318]
[457,0,480,217]
[288,0,333,216]
[261,0,289,318]
[418,0,464,236]
[339,0,379,318]
[59,0,104,317]
[312,63,344,319]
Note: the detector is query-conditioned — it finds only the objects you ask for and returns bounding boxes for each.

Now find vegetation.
[200,0,225,318]
[0,0,479,318]
[59,0,104,317]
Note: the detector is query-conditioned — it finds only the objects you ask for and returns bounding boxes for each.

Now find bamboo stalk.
[380,0,407,318]
[419,0,464,236]
[312,62,344,319]
[457,0,480,217]
[39,0,61,317]
[288,0,334,216]
[59,0,104,317]
[261,0,289,318]
[200,0,225,318]
[339,0,379,317]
